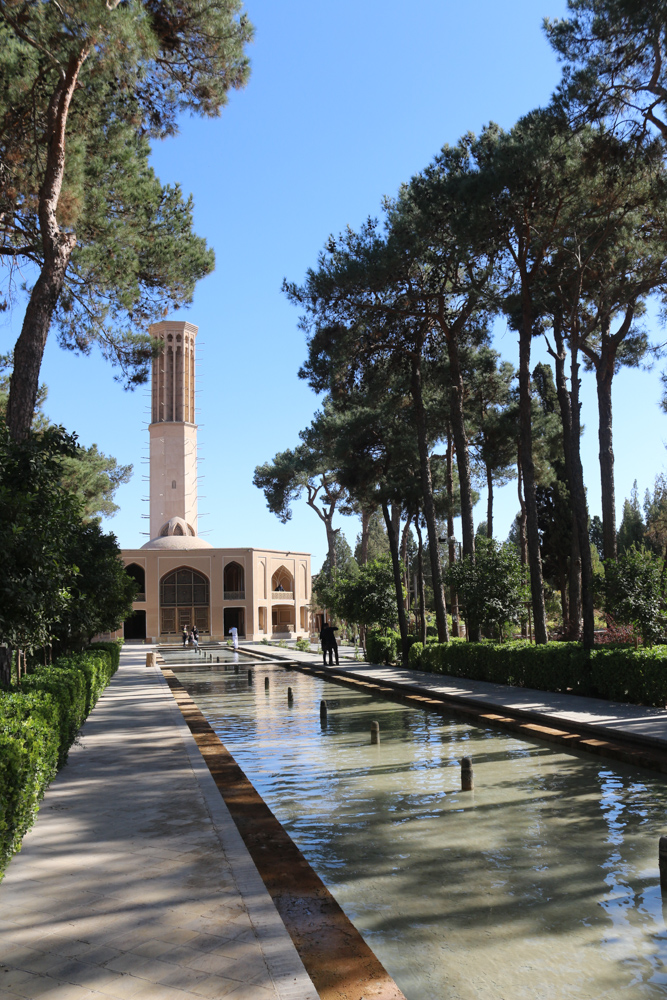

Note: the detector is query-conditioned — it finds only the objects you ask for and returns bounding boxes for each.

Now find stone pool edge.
[266,659,667,776]
[159,665,409,1000]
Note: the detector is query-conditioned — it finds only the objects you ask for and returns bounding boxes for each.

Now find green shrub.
[295,638,311,653]
[21,665,87,765]
[408,642,423,669]
[88,640,122,672]
[415,639,667,706]
[366,630,397,665]
[0,693,60,874]
[0,648,120,879]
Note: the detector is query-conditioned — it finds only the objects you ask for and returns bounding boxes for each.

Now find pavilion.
[118,321,311,642]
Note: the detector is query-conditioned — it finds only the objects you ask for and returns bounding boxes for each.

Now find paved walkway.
[0,647,318,1000]
[243,644,667,750]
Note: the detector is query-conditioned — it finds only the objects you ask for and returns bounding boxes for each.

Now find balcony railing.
[224,591,245,600]
[272,624,294,634]
[133,593,146,603]
[272,591,294,600]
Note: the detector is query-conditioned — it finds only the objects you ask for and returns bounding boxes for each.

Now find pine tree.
[617,481,646,555]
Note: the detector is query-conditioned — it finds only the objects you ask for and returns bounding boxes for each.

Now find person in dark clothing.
[319,622,339,666]
[182,626,189,648]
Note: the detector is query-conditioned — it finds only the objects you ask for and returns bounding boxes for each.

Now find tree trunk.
[359,507,371,564]
[0,646,12,689]
[7,254,73,440]
[446,335,476,561]
[324,518,338,576]
[400,516,411,612]
[382,501,410,665]
[415,518,427,645]
[596,355,617,561]
[486,459,494,539]
[446,338,480,640]
[6,48,89,442]
[550,323,595,646]
[517,454,529,639]
[518,313,548,643]
[559,561,569,629]
[410,355,449,643]
[548,323,593,644]
[569,339,596,649]
[446,434,460,638]
[569,525,582,640]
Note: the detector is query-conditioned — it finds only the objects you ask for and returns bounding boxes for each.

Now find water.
[159,645,241,664]
[164,653,667,1000]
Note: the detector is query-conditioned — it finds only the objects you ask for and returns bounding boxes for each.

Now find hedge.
[366,631,398,666]
[366,630,420,666]
[410,639,667,707]
[0,643,120,878]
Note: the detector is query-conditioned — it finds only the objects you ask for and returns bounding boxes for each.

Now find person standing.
[191,626,199,650]
[182,625,188,648]
[319,621,339,667]
[229,626,238,650]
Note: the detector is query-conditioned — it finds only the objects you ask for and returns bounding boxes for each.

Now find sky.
[3,0,666,570]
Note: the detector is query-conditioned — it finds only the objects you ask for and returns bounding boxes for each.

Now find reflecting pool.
[166,655,667,1000]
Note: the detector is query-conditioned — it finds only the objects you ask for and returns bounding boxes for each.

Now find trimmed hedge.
[366,631,420,666]
[88,641,121,672]
[408,642,424,669]
[411,639,667,707]
[0,643,120,878]
[0,693,60,874]
[366,631,397,666]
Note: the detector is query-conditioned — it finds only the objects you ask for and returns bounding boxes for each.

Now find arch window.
[224,561,245,599]
[160,567,209,635]
[271,566,294,596]
[125,563,145,602]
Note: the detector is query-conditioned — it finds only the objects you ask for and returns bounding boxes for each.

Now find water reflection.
[165,654,667,1000]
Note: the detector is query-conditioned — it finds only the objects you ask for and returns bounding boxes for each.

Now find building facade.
[118,321,311,642]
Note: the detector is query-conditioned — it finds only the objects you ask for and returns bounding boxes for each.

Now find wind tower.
[144,320,209,547]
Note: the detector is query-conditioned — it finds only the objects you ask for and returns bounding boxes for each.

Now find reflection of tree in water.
[173,661,667,1000]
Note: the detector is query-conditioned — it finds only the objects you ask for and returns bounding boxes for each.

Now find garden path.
[0,645,318,1000]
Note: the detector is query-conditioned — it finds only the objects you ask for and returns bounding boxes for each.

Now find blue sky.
[3,0,665,569]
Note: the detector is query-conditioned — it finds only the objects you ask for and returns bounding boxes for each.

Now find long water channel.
[164,650,667,1000]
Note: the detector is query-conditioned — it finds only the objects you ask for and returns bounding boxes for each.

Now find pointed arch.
[271,565,294,595]
[159,567,209,635]
[125,563,145,600]
[224,561,245,599]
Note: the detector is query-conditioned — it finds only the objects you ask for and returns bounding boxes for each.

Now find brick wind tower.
[143,320,211,549]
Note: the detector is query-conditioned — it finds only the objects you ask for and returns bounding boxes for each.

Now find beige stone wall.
[121,547,311,642]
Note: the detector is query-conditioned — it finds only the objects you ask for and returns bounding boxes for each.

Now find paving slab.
[0,647,318,1000]
[243,643,667,750]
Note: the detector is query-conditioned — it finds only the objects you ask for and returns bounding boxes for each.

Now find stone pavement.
[0,646,318,1000]
[243,643,667,750]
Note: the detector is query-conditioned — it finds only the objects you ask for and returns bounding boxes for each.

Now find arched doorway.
[124,609,146,641]
[160,567,210,636]
[125,563,145,601]
[224,608,245,638]
[272,604,295,635]
[223,562,245,599]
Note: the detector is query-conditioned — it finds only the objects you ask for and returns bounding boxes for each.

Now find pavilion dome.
[141,516,212,549]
